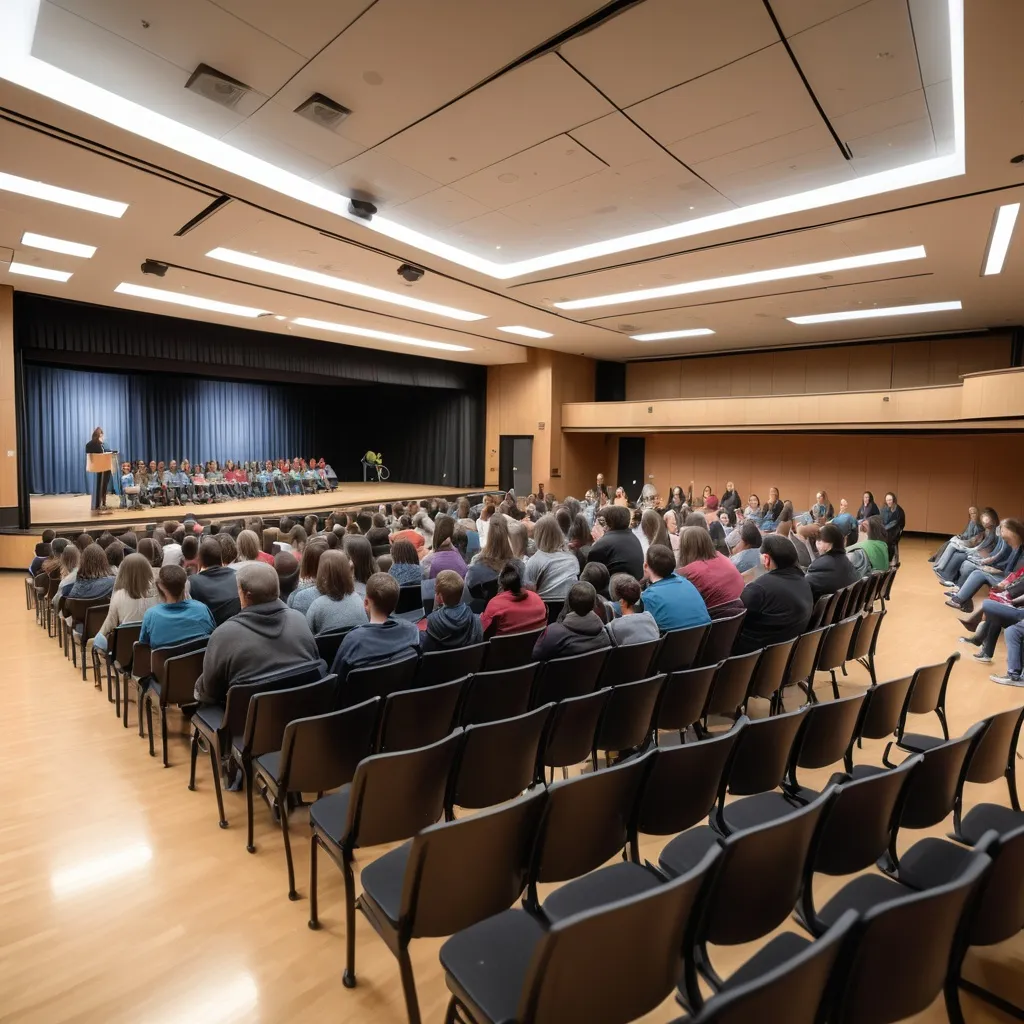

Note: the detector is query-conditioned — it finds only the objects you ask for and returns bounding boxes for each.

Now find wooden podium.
[86,452,117,475]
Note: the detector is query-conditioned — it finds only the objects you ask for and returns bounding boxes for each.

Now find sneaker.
[940,580,957,587]
[958,636,981,646]
[990,674,1024,687]
[971,652,993,664]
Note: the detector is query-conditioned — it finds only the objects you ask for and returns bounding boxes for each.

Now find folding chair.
[483,627,545,670]
[458,663,537,726]
[882,652,960,765]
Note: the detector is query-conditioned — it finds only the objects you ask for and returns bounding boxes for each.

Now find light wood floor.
[1,539,1021,1024]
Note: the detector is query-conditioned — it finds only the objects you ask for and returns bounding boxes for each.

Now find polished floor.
[1,540,1021,1023]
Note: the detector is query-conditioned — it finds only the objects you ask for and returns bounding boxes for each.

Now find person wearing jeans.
[946,520,1024,612]
[991,620,1024,686]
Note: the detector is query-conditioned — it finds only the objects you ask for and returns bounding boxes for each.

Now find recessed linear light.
[787,301,963,325]
[982,203,1020,275]
[292,317,471,352]
[555,247,928,311]
[21,231,96,258]
[0,170,127,217]
[497,325,554,339]
[7,261,72,281]
[205,248,486,322]
[114,282,268,318]
[631,328,715,341]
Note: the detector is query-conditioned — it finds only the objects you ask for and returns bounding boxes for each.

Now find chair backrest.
[696,611,746,666]
[345,729,463,849]
[531,647,609,706]
[242,677,338,757]
[543,599,563,624]
[484,627,546,670]
[897,723,985,831]
[341,652,420,708]
[403,789,549,939]
[446,704,554,811]
[790,693,866,774]
[820,591,843,628]
[414,642,488,687]
[516,846,720,1024]
[807,594,831,630]
[465,576,498,613]
[151,635,210,682]
[785,626,829,689]
[597,639,662,688]
[746,637,798,703]
[278,697,381,793]
[702,790,834,947]
[82,603,109,641]
[704,649,763,719]
[879,565,899,601]
[161,649,209,707]
[65,596,106,627]
[593,675,665,753]
[377,676,467,753]
[656,663,720,733]
[690,911,857,1024]
[855,675,914,741]
[862,571,885,610]
[808,755,922,877]
[836,849,991,1024]
[540,688,612,771]
[964,823,1024,948]
[395,584,424,614]
[314,627,352,666]
[814,617,859,673]
[905,652,959,716]
[847,608,885,661]
[717,708,806,805]
[962,705,1024,785]
[636,727,740,839]
[653,623,710,674]
[459,663,538,725]
[112,621,142,669]
[529,751,653,895]
[223,660,325,739]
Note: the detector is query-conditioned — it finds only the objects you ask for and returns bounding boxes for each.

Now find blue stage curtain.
[24,365,316,493]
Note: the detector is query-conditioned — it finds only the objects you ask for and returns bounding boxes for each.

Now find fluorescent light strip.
[497,325,553,339]
[982,203,1020,275]
[555,246,928,311]
[7,261,71,281]
[206,248,485,322]
[115,282,268,318]
[631,328,715,341]
[21,231,96,257]
[0,169,127,217]
[293,317,471,352]
[788,301,962,325]
[0,0,963,279]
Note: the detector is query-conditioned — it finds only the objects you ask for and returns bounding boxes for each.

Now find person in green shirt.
[846,516,891,576]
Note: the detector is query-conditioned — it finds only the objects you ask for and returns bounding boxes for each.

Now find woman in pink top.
[676,525,745,619]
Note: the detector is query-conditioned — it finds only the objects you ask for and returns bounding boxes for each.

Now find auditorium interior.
[2,0,1024,1021]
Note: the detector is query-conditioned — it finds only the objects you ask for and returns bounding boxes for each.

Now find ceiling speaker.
[295,93,352,133]
[185,63,251,110]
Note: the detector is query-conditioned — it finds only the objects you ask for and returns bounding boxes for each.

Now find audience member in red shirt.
[390,515,426,554]
[481,563,548,637]
[676,525,745,617]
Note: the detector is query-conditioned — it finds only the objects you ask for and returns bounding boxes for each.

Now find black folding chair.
[655,663,720,744]
[846,674,915,776]
[458,663,538,725]
[530,647,609,706]
[696,611,745,667]
[377,676,467,752]
[846,608,885,686]
[314,627,352,666]
[414,643,487,687]
[744,637,798,716]
[596,638,661,688]
[395,584,425,621]
[94,620,141,718]
[777,626,829,713]
[483,627,545,670]
[143,646,206,767]
[702,650,762,728]
[882,652,960,765]
[66,598,108,681]
[811,617,859,702]
[591,674,665,769]
[341,652,420,708]
[539,688,612,781]
[652,623,709,673]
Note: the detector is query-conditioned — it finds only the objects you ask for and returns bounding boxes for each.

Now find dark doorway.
[617,436,646,503]
[499,435,534,497]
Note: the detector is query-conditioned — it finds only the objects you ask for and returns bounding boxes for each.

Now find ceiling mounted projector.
[140,259,168,277]
[348,199,377,221]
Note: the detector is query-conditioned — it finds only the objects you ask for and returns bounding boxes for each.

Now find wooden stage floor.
[29,481,479,531]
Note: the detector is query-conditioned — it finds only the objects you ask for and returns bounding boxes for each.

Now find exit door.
[617,436,646,503]
[499,435,533,497]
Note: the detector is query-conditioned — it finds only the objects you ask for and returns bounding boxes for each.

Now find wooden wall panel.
[0,285,17,511]
[558,432,607,500]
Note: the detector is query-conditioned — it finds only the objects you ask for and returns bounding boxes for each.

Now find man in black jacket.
[586,504,644,580]
[533,582,612,661]
[734,535,813,655]
[187,539,242,625]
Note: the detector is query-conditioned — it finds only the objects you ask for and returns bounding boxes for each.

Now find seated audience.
[524,514,580,599]
[720,482,741,513]
[587,504,644,580]
[194,561,319,704]
[421,570,483,652]
[306,550,368,635]
[467,515,521,595]
[53,544,81,608]
[343,534,378,596]
[605,573,660,645]
[858,490,881,521]
[946,518,1024,613]
[480,562,548,637]
[880,491,906,559]
[676,526,745,618]
[139,565,216,650]
[287,538,328,614]
[389,539,424,587]
[810,490,835,521]
[365,514,392,557]
[830,498,858,541]
[29,529,55,576]
[532,581,613,660]
[137,537,163,569]
[181,534,200,575]
[931,506,984,564]
[188,539,242,624]
[641,543,711,632]
[424,516,468,579]
[935,508,999,583]
[93,553,159,651]
[990,620,1024,688]
[805,523,858,600]
[735,535,814,655]
[636,508,671,557]
[663,509,681,554]
[847,516,891,576]
[274,551,300,600]
[959,563,1024,665]
[67,543,116,601]
[730,521,764,576]
[760,487,784,524]
[330,572,420,680]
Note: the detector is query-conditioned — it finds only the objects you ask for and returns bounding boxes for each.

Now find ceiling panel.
[391,187,492,232]
[207,0,374,59]
[770,0,872,37]
[559,0,778,107]
[48,0,306,95]
[847,115,935,175]
[789,0,922,120]
[925,80,955,153]
[316,150,442,209]
[270,0,603,149]
[569,112,677,172]
[908,0,952,87]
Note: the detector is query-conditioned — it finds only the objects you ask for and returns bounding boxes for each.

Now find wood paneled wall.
[639,432,1024,536]
[0,286,17,515]
[625,335,1012,401]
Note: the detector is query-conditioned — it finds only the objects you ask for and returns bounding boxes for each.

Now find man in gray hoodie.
[194,561,320,704]
[532,581,612,661]
[421,571,483,652]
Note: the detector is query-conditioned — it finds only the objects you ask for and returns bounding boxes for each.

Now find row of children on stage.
[118,457,338,507]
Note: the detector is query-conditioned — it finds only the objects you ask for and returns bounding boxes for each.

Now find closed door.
[618,436,646,502]
[499,435,533,497]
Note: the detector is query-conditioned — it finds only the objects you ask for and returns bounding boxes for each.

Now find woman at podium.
[85,426,113,514]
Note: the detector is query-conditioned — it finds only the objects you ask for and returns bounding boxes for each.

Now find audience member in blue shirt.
[139,564,216,649]
[640,544,711,631]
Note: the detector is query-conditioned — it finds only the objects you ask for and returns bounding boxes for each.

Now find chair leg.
[209,740,228,828]
[113,670,121,719]
[937,706,950,741]
[397,945,422,1024]
[123,680,131,729]
[342,852,357,988]
[188,728,199,790]
[444,997,460,1024]
[308,835,320,929]
[245,759,256,853]
[280,799,298,900]
[830,669,840,700]
[161,708,169,768]
[137,686,146,738]
[957,978,1024,1021]
[145,697,155,757]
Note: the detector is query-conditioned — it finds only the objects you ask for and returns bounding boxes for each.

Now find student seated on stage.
[206,461,227,499]
[187,539,242,625]
[420,570,483,652]
[146,461,165,504]
[329,572,420,681]
[321,459,338,490]
[120,462,137,508]
[288,459,304,495]
[303,462,321,492]
[194,561,320,704]
[139,565,216,651]
[190,464,209,502]
[253,462,270,496]
[169,460,193,503]
[305,549,368,635]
